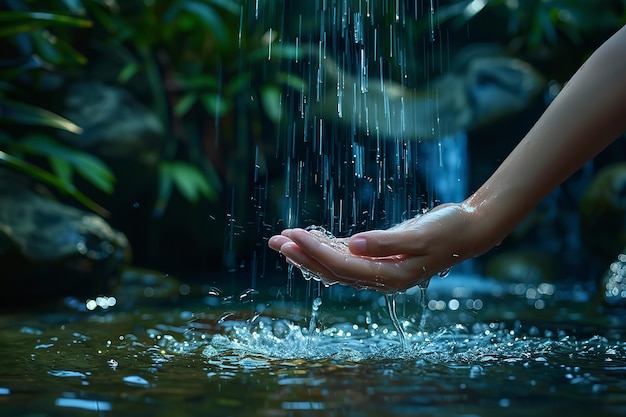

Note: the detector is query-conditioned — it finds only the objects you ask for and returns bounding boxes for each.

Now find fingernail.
[349,237,367,254]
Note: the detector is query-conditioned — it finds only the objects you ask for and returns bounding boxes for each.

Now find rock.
[62,82,162,163]
[0,170,130,305]
[484,250,556,285]
[61,81,164,266]
[316,50,545,139]
[61,82,163,211]
[580,163,626,264]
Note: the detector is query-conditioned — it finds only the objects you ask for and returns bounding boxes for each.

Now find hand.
[268,203,491,293]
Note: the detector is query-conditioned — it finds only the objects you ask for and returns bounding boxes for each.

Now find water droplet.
[439,266,452,278]
[123,375,150,387]
[48,370,86,378]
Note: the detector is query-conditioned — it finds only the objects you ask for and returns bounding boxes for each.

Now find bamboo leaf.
[118,61,141,83]
[0,100,82,134]
[177,74,218,90]
[19,135,116,194]
[164,161,217,203]
[0,150,109,217]
[154,164,174,218]
[60,0,87,15]
[207,0,240,15]
[49,155,73,186]
[181,1,230,45]
[0,12,92,37]
[201,93,230,117]
[72,153,116,194]
[260,86,282,123]
[0,11,92,27]
[174,93,199,116]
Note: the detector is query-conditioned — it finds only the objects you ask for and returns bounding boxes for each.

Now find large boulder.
[0,170,130,305]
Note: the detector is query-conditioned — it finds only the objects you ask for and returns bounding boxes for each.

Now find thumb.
[348,229,422,257]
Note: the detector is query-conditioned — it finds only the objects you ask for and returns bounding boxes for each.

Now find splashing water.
[385,292,409,350]
[8,298,626,417]
[166,297,626,373]
[308,297,323,338]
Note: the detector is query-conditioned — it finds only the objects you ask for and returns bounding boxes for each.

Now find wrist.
[460,196,511,257]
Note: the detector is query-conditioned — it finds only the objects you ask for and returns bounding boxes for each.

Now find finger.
[279,241,345,285]
[348,229,425,257]
[268,235,292,252]
[288,229,420,285]
[282,236,432,292]
[348,204,465,257]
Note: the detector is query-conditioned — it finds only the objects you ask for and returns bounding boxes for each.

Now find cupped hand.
[268,203,491,293]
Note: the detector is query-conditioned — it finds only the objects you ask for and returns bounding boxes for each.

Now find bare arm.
[269,25,626,293]
[465,24,626,252]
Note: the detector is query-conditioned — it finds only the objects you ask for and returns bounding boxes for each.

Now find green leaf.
[207,0,241,15]
[180,1,230,45]
[39,32,89,65]
[154,164,174,217]
[60,0,87,15]
[0,100,82,134]
[174,93,199,116]
[260,86,282,123]
[0,12,92,37]
[49,155,73,186]
[84,2,119,34]
[160,161,217,204]
[0,22,53,37]
[0,55,45,81]
[30,30,62,65]
[226,73,251,95]
[177,74,218,90]
[250,44,301,62]
[539,8,558,45]
[72,152,116,194]
[0,150,109,217]
[276,72,306,91]
[19,135,116,194]
[201,93,230,117]
[118,61,141,83]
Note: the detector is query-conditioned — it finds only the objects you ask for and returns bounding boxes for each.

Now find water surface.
[1,276,625,416]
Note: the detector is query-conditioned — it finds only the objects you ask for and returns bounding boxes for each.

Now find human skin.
[268,25,626,294]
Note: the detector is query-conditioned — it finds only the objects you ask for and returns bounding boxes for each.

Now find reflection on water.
[1,275,626,416]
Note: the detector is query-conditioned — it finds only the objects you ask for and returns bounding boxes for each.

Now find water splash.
[603,253,626,304]
[385,292,408,350]
[168,305,626,372]
[308,297,323,338]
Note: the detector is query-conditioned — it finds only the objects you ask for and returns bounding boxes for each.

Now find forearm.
[464,25,626,250]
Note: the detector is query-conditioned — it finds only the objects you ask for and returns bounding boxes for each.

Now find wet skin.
[268,203,485,293]
[270,25,626,294]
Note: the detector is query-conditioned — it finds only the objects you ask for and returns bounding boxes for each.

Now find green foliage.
[0,149,108,216]
[11,134,115,193]
[5,0,621,219]
[0,98,82,133]
[157,161,217,211]
[0,2,113,215]
[0,0,300,217]
[437,0,626,51]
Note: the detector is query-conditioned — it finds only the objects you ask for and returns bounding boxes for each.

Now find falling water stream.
[2,1,626,416]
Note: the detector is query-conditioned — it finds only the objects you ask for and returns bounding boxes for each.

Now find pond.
[2,273,626,417]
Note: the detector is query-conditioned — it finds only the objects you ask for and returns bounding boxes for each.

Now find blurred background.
[1,0,626,309]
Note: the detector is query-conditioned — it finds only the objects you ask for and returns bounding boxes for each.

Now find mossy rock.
[0,170,130,306]
[580,163,626,264]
